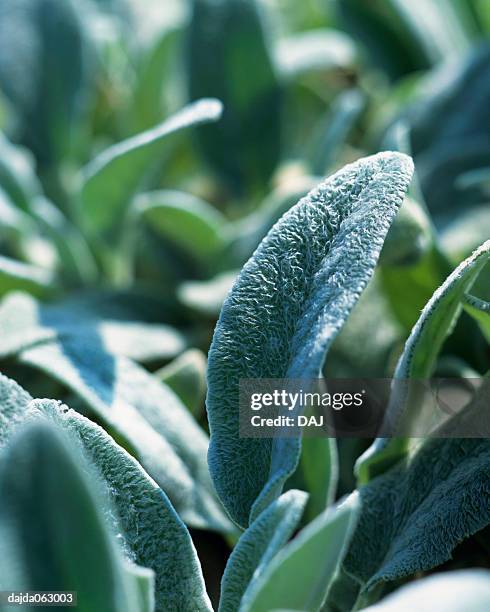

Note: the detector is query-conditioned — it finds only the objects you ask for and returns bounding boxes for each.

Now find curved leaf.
[136,190,229,263]
[79,98,223,234]
[358,240,490,482]
[207,152,413,527]
[330,434,490,610]
[0,132,41,212]
[0,421,147,612]
[0,373,212,611]
[241,495,359,612]
[219,490,308,612]
[9,336,233,535]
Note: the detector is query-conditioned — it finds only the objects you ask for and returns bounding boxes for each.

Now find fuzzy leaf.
[358,241,490,482]
[79,99,223,234]
[219,490,307,612]
[207,152,414,527]
[241,495,359,612]
[10,337,232,535]
[0,374,212,611]
[330,435,490,610]
[0,420,149,612]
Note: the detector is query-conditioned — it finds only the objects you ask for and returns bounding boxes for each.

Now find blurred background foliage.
[0,0,489,604]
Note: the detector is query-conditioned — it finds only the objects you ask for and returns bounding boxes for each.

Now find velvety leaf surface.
[329,436,490,610]
[14,338,233,535]
[207,152,414,527]
[0,374,213,611]
[358,240,490,482]
[241,495,359,612]
[364,570,490,612]
[0,421,145,612]
[188,0,282,193]
[219,490,308,612]
[79,98,223,234]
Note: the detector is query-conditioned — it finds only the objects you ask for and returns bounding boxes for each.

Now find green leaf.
[363,570,490,612]
[156,349,207,417]
[464,293,490,342]
[241,495,359,612]
[0,0,92,166]
[187,0,282,194]
[39,400,213,612]
[127,26,182,134]
[357,240,490,483]
[291,437,338,522]
[0,292,187,364]
[79,98,223,235]
[219,490,308,612]
[332,435,490,610]
[0,255,57,298]
[379,195,452,331]
[136,190,229,264]
[0,373,213,611]
[14,337,233,535]
[230,177,318,265]
[0,420,150,612]
[207,152,414,527]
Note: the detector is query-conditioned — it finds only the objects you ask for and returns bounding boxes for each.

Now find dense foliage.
[0,1,489,611]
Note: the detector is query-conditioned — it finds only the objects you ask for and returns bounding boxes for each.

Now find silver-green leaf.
[207,152,414,527]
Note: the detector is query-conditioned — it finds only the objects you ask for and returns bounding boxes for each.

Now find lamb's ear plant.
[206,151,414,528]
[0,420,154,612]
[0,373,213,611]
